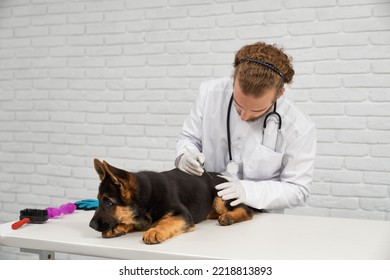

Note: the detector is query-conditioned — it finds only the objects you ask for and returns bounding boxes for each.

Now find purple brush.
[47,203,76,218]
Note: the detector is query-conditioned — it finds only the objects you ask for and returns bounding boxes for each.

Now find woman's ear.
[277,87,285,98]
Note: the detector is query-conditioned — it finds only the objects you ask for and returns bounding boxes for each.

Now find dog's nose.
[89,219,99,231]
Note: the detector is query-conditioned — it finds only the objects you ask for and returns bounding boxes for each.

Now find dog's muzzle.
[89,215,117,232]
[89,218,100,231]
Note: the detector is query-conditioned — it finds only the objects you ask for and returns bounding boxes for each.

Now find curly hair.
[233,42,295,97]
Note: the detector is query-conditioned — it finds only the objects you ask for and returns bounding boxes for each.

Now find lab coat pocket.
[243,144,284,180]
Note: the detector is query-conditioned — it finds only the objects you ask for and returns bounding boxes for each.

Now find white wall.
[1,0,389,259]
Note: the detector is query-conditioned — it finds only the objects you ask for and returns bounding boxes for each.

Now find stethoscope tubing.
[227,95,234,161]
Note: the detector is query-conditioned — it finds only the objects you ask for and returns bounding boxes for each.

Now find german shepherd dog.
[89,159,253,244]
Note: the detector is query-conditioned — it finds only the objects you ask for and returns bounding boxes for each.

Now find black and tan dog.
[89,158,253,244]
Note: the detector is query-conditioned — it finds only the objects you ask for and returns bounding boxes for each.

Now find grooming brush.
[11,209,49,230]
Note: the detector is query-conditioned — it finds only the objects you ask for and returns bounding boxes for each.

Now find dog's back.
[150,169,226,223]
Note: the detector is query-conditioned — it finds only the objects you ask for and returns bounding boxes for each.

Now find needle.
[185,146,213,179]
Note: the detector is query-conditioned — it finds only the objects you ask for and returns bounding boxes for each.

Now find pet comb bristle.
[20,209,49,223]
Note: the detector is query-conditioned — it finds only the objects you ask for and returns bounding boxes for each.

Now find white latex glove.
[215,175,246,206]
[177,147,205,176]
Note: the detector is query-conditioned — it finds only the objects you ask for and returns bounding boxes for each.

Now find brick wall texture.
[1,0,389,258]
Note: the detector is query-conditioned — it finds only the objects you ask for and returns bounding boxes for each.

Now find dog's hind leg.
[211,197,253,226]
[218,206,253,226]
[142,212,194,244]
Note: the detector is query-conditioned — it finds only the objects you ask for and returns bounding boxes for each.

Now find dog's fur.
[89,159,253,244]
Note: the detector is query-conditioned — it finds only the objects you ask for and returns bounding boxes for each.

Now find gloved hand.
[177,147,205,176]
[74,199,99,210]
[215,176,246,206]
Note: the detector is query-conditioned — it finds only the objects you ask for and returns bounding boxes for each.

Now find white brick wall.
[1,0,389,259]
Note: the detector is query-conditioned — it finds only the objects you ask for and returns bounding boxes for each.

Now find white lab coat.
[176,77,316,212]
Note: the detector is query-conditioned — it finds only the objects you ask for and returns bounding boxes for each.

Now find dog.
[89,158,253,244]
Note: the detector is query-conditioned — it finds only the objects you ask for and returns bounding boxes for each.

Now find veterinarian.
[175,42,316,213]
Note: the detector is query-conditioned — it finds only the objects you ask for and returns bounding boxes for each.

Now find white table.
[0,211,389,259]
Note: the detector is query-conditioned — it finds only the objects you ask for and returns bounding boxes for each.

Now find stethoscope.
[225,94,282,176]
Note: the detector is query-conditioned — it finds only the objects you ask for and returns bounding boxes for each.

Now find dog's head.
[89,158,138,234]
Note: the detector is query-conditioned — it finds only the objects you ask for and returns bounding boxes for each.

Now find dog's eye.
[103,197,114,207]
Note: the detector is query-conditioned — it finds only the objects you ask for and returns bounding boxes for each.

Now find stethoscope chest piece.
[226,161,239,177]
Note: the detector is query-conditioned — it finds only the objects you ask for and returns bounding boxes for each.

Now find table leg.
[20,248,56,260]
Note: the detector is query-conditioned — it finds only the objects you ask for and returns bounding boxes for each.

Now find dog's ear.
[102,161,137,203]
[102,161,122,185]
[94,158,106,181]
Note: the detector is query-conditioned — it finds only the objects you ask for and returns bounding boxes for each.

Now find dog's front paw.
[218,213,234,226]
[102,228,126,238]
[102,223,135,238]
[143,228,169,244]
